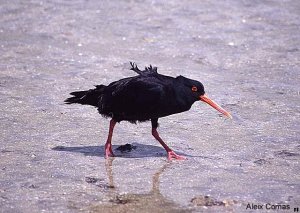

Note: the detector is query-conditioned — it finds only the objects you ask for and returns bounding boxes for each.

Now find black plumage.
[65,62,231,160]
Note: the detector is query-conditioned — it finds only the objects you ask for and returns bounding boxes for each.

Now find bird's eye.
[191,86,198,92]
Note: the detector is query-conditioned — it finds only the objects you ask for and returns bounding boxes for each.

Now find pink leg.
[152,128,186,160]
[105,119,117,158]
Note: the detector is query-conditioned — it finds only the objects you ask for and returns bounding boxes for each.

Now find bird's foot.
[105,143,115,158]
[167,150,187,160]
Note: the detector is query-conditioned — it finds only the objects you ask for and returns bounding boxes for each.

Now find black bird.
[65,62,232,160]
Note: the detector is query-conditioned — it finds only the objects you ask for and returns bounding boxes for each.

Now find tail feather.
[64,91,88,104]
[65,85,105,107]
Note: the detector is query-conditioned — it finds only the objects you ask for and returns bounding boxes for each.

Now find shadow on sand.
[53,143,168,158]
[52,142,210,159]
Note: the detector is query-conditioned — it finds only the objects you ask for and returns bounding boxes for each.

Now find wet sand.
[0,0,299,212]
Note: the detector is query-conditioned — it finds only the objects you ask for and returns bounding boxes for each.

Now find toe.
[167,151,187,160]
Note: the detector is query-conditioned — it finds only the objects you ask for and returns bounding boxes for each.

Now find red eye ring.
[192,86,197,92]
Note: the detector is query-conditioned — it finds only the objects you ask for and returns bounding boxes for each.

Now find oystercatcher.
[65,62,232,160]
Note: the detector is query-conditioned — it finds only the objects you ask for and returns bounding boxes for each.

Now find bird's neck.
[172,84,197,112]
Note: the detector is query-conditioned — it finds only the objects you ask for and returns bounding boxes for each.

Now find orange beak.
[200,94,232,119]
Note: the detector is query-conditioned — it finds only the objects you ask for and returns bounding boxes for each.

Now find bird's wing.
[105,76,169,117]
[130,62,158,75]
[111,77,165,102]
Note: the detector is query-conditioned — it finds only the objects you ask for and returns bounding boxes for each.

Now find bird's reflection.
[104,158,115,197]
[105,157,169,193]
[88,158,191,212]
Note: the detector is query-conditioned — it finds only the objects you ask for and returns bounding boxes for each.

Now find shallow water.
[0,0,299,212]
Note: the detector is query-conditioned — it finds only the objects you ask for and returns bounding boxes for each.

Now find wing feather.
[130,62,158,75]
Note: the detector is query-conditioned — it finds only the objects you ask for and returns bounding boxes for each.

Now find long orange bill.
[200,94,232,119]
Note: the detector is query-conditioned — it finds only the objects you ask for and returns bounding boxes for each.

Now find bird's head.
[176,76,232,119]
